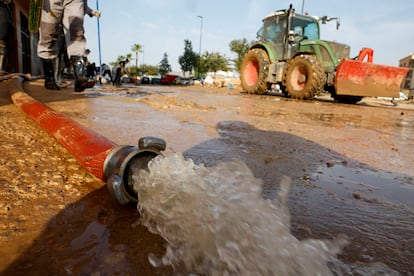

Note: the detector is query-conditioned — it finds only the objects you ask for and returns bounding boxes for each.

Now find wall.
[7,0,41,75]
[399,54,414,99]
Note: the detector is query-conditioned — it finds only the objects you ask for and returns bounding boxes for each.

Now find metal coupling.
[104,136,166,205]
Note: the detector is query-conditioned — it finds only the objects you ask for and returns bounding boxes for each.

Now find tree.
[110,55,126,67]
[229,38,250,72]
[202,51,229,75]
[178,39,197,76]
[125,53,132,72]
[131,43,143,68]
[159,53,171,76]
[138,64,159,76]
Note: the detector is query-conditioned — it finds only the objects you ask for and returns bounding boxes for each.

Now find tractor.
[240,5,408,103]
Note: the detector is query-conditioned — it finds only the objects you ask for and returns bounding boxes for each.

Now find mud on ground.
[0,78,413,274]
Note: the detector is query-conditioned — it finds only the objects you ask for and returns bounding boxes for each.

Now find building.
[3,1,43,75]
[399,53,414,99]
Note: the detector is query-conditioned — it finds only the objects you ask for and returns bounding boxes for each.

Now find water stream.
[130,153,401,275]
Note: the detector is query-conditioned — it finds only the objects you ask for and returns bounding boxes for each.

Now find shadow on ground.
[2,121,413,275]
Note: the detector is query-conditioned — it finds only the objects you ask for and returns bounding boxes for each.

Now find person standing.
[86,62,96,79]
[101,63,112,84]
[37,0,100,92]
[112,60,126,87]
[0,0,12,75]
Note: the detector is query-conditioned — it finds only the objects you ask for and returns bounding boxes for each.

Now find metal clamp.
[104,136,166,205]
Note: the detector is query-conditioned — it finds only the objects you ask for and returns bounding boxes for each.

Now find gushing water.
[132,153,348,275]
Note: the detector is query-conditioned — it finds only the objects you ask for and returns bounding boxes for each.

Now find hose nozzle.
[104,136,166,205]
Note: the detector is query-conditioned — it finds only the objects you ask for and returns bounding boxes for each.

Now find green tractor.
[240,5,408,103]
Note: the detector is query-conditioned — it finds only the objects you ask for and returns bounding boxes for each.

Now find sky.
[84,0,414,71]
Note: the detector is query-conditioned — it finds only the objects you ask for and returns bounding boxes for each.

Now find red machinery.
[335,48,409,98]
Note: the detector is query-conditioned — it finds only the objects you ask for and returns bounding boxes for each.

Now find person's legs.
[63,0,94,92]
[55,24,66,84]
[38,0,64,90]
[104,70,112,83]
[114,68,121,86]
[38,0,63,59]
[62,0,85,58]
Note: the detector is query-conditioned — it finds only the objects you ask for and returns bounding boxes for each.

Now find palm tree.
[131,43,143,68]
[126,53,132,73]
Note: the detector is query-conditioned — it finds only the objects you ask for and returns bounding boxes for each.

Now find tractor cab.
[257,8,320,60]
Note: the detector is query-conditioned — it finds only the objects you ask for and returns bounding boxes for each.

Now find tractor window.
[292,17,319,40]
[303,23,319,40]
[256,26,264,39]
[262,17,287,44]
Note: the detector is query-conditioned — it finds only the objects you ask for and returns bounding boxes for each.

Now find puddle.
[301,110,413,132]
[65,210,131,274]
[291,162,414,274]
[313,162,414,208]
[130,153,402,275]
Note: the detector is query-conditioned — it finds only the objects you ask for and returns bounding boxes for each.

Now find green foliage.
[159,53,172,76]
[107,38,249,76]
[117,55,126,62]
[178,39,197,76]
[193,53,203,77]
[229,38,250,72]
[131,44,143,52]
[109,55,126,67]
[110,51,157,77]
[129,66,138,77]
[137,64,159,76]
[201,51,229,74]
[131,43,143,68]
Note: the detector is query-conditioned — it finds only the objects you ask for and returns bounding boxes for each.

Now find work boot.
[0,40,7,75]
[41,59,60,90]
[54,56,62,85]
[71,56,95,92]
[0,54,5,76]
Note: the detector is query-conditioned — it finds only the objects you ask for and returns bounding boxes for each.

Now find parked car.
[141,76,150,84]
[173,77,194,86]
[160,74,179,85]
[151,77,161,85]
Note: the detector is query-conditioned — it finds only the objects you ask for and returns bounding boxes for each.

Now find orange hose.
[7,77,117,181]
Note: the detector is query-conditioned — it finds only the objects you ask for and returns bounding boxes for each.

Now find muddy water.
[1,81,414,274]
[133,154,350,274]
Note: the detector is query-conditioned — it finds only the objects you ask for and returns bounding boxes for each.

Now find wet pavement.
[0,79,413,274]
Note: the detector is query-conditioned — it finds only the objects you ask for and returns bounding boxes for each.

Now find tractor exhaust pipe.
[7,76,166,205]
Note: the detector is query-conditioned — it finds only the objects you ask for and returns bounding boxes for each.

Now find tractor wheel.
[240,48,270,94]
[284,55,326,100]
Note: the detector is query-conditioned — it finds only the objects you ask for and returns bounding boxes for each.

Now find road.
[1,80,413,274]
